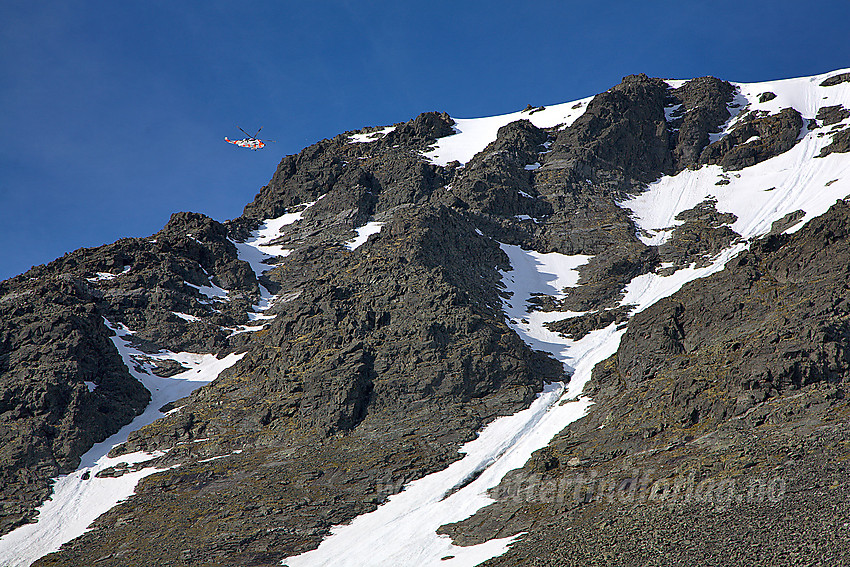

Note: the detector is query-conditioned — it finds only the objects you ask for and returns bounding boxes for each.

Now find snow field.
[626,69,850,245]
[172,311,201,322]
[499,244,592,366]
[86,265,132,282]
[231,199,320,278]
[185,280,230,302]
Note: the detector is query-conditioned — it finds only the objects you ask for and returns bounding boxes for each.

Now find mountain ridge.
[1,68,849,566]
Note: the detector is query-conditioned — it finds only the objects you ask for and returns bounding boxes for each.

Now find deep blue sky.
[2,1,849,281]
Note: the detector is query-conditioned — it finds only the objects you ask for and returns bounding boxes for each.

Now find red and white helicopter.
[225,127,276,150]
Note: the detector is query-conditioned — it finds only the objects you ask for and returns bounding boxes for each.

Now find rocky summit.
[1,69,850,567]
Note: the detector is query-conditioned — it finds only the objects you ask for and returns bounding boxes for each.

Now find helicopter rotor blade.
[238,126,253,138]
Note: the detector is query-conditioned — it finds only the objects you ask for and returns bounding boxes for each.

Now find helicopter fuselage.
[225,137,265,150]
[224,138,266,150]
[226,127,274,150]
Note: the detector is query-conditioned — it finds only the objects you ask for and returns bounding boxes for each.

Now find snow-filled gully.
[0,322,246,567]
[281,243,742,567]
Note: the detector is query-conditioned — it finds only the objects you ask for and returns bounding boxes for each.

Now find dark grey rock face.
[700,107,803,170]
[385,110,456,143]
[818,125,850,158]
[816,104,850,126]
[658,199,740,268]
[820,72,850,87]
[544,306,630,341]
[17,103,566,565]
[238,111,456,226]
[548,73,673,190]
[0,279,149,534]
[814,103,850,158]
[611,200,850,416]
[668,76,736,170]
[446,119,548,217]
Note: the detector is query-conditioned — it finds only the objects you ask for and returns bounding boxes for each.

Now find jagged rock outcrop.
[547,73,673,191]
[820,128,850,157]
[446,119,548,217]
[668,76,736,170]
[700,107,804,170]
[812,104,850,158]
[609,200,850,427]
[820,72,850,87]
[544,306,630,340]
[657,199,740,268]
[816,104,850,126]
[238,111,456,227]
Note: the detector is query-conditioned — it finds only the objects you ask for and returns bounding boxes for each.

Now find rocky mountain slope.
[1,68,849,567]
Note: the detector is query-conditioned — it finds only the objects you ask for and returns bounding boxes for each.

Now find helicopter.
[225,127,276,150]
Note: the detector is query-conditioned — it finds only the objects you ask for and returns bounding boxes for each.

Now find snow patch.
[345,221,384,250]
[708,89,750,144]
[421,96,593,167]
[282,378,591,567]
[197,449,243,464]
[225,198,322,334]
[498,245,593,370]
[172,311,200,322]
[348,126,397,143]
[620,69,850,246]
[231,198,321,278]
[621,244,748,315]
[86,265,131,282]
[185,280,230,302]
[664,103,684,128]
